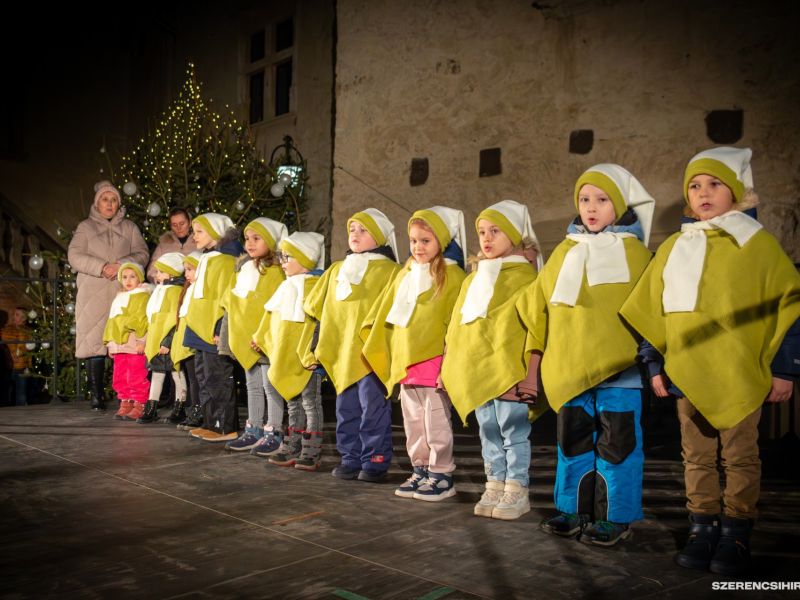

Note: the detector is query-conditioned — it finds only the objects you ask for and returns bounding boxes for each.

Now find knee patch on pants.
[558,406,595,457]
[597,410,636,465]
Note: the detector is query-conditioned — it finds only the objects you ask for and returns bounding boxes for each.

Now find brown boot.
[114,400,134,420]
[124,402,145,421]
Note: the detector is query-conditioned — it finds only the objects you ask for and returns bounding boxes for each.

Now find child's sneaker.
[225,424,262,452]
[540,512,590,537]
[268,431,302,466]
[331,464,361,480]
[413,471,456,502]
[294,432,323,471]
[491,479,530,520]
[395,466,428,498]
[250,428,283,457]
[580,521,631,547]
[357,469,387,483]
[474,480,505,517]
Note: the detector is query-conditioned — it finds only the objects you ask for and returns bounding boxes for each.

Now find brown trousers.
[676,397,761,519]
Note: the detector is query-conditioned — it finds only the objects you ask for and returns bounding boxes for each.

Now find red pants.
[111,353,149,403]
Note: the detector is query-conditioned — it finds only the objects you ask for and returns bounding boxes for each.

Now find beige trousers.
[676,397,761,519]
[399,385,456,474]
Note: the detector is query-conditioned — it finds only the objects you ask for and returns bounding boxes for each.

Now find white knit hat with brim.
[117,262,145,284]
[194,213,234,240]
[409,206,467,253]
[476,199,544,270]
[154,252,186,277]
[245,217,288,250]
[683,147,753,203]
[183,251,203,268]
[574,163,656,246]
[280,232,326,271]
[347,208,399,262]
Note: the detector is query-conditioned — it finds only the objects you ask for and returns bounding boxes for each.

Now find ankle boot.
[137,400,160,424]
[675,513,720,571]
[124,402,145,421]
[295,432,323,471]
[86,356,107,411]
[164,401,186,424]
[179,404,204,430]
[710,516,752,576]
[114,400,134,420]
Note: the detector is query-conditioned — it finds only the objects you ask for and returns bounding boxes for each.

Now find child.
[304,208,402,482]
[517,164,655,546]
[183,213,243,443]
[138,252,186,424]
[222,218,287,452]
[620,147,800,574]
[254,232,326,469]
[104,262,152,421]
[362,206,467,500]
[171,251,203,429]
[441,200,543,520]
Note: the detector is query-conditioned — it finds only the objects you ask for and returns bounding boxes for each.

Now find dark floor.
[1,400,798,600]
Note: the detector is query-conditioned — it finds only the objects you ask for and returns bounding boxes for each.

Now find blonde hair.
[407,218,447,297]
[683,188,760,219]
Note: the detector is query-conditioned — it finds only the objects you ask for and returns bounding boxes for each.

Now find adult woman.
[67,181,149,410]
[146,208,197,282]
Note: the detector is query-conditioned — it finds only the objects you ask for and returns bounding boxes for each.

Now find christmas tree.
[112,63,307,242]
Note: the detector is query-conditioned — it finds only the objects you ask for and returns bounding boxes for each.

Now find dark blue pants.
[335,372,392,473]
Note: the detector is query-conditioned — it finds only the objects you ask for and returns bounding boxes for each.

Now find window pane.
[275,18,293,52]
[250,30,265,63]
[249,70,265,123]
[275,59,292,116]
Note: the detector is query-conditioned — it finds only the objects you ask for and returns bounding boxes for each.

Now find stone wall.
[332,0,800,261]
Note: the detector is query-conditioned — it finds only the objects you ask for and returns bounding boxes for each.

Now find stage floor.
[1,401,798,599]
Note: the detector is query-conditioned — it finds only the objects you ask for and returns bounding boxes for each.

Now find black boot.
[137,400,160,424]
[710,516,752,576]
[180,404,204,430]
[675,513,720,570]
[85,356,107,411]
[164,401,186,424]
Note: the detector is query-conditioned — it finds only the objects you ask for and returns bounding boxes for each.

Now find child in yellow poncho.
[172,251,203,430]
[362,206,467,501]
[620,147,800,575]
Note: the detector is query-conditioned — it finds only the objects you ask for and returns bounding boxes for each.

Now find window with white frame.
[247,16,294,124]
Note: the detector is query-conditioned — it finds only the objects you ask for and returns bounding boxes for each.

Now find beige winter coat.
[68,206,149,358]
[146,231,197,282]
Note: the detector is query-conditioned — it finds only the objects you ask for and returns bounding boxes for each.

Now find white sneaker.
[474,480,505,517]
[491,479,531,520]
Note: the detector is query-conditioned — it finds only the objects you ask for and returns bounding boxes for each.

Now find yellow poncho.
[144,285,182,361]
[304,258,401,394]
[620,228,800,429]
[221,262,285,370]
[517,237,652,413]
[362,262,466,394]
[185,253,236,345]
[103,289,149,345]
[254,275,320,400]
[441,261,538,424]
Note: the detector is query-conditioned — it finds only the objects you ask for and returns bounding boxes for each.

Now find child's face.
[12,309,26,326]
[687,174,734,220]
[120,268,141,291]
[408,223,440,265]
[577,184,617,232]
[244,228,270,259]
[183,263,197,283]
[280,254,309,277]
[155,269,170,284]
[193,223,216,249]
[477,219,514,259]
[96,192,120,219]
[348,221,378,253]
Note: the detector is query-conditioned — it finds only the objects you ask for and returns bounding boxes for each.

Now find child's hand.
[650,374,670,398]
[765,377,794,403]
[250,339,262,352]
[135,343,145,354]
[159,345,170,355]
[213,335,220,344]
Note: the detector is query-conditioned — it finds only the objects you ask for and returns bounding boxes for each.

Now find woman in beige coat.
[67,181,149,410]
[146,207,197,282]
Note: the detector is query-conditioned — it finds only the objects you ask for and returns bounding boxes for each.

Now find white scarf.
[109,286,151,318]
[335,252,389,301]
[460,255,527,324]
[662,211,762,313]
[550,232,636,307]
[178,283,195,317]
[193,251,221,299]
[385,259,457,328]
[231,260,261,299]
[264,274,311,322]
[146,284,169,321]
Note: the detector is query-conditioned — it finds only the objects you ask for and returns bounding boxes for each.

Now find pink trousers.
[399,384,456,474]
[111,353,149,403]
